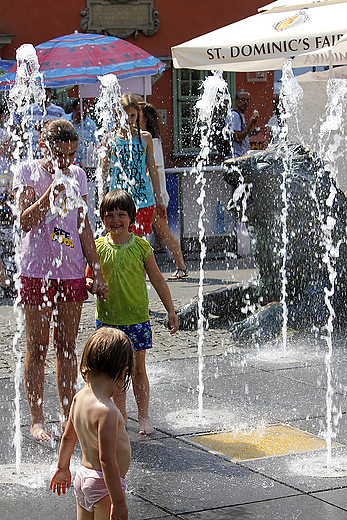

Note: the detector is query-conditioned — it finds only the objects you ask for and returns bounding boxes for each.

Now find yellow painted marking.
[190,425,332,461]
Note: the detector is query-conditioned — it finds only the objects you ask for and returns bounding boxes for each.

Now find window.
[172,68,236,154]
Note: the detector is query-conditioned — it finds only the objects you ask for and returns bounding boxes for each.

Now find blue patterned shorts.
[95,319,152,351]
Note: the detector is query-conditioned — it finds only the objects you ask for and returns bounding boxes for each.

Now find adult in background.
[225,89,259,159]
[14,88,65,159]
[33,88,65,121]
[265,92,282,146]
[64,98,98,168]
[224,89,259,257]
[139,102,188,280]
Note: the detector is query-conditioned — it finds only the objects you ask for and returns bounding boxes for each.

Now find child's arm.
[99,409,128,520]
[79,196,108,300]
[145,252,179,334]
[14,182,65,233]
[50,415,78,496]
[85,262,105,300]
[142,132,166,220]
[85,263,94,294]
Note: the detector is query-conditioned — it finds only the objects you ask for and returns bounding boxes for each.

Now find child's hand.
[110,502,128,520]
[91,280,108,300]
[52,183,66,198]
[168,311,179,334]
[50,467,71,496]
[85,277,94,294]
[91,275,108,301]
[96,283,108,300]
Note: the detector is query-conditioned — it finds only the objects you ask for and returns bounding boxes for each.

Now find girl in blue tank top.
[101,94,166,235]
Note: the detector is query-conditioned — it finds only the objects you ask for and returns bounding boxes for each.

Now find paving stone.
[180,494,347,519]
[240,446,347,494]
[127,436,300,515]
[312,487,347,511]
[2,264,347,519]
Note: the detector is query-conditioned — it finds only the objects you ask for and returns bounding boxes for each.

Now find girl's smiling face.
[103,207,131,242]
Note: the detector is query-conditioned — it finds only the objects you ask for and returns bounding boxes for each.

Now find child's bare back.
[71,376,131,477]
[50,328,134,520]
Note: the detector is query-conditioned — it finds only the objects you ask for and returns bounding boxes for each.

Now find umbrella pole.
[78,86,86,168]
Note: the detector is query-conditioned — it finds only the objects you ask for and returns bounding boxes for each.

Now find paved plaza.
[1,258,347,519]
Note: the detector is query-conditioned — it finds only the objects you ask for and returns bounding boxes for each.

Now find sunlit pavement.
[2,258,347,519]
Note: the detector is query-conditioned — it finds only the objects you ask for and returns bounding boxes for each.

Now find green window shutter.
[172,68,236,155]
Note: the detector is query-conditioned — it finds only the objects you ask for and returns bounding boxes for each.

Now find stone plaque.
[80,0,160,39]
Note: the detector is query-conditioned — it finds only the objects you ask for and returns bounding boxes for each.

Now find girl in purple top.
[13,119,107,441]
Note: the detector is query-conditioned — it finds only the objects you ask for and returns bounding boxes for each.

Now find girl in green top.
[86,189,178,434]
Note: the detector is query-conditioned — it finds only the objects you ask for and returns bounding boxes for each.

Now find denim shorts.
[95,319,152,351]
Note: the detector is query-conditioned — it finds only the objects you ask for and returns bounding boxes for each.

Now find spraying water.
[94,74,125,209]
[317,78,347,469]
[278,60,304,351]
[279,64,347,473]
[6,44,46,163]
[4,44,89,473]
[94,74,136,230]
[194,70,231,415]
[4,44,46,474]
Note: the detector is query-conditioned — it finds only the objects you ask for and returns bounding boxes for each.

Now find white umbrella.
[259,0,347,13]
[171,0,347,72]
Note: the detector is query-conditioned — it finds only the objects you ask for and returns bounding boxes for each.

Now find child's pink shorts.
[19,276,87,306]
[74,465,126,512]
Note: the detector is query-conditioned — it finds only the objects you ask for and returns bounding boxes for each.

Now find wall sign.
[80,0,160,39]
[246,72,267,82]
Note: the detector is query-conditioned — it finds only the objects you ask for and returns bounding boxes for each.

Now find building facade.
[0,1,274,255]
[0,0,274,168]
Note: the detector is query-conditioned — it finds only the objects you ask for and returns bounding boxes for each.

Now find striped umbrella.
[0,32,165,89]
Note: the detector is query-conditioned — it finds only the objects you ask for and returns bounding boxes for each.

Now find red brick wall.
[0,0,274,165]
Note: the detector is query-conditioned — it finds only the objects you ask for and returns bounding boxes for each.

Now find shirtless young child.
[50,328,133,520]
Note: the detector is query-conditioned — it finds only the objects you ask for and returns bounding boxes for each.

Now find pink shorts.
[19,276,88,306]
[74,466,126,513]
[131,205,154,235]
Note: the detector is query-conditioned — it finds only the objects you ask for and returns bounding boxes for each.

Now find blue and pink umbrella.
[0,32,165,89]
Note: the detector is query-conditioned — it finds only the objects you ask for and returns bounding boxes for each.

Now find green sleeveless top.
[95,233,153,326]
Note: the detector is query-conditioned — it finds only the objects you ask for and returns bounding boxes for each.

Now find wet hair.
[100,189,137,225]
[80,328,133,389]
[36,118,79,146]
[120,93,140,116]
[139,102,161,139]
[120,93,143,143]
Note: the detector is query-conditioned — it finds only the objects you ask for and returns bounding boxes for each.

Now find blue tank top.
[110,134,154,209]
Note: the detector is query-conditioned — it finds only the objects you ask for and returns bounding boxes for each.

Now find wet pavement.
[1,257,347,519]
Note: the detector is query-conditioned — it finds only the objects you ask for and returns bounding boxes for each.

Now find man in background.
[226,89,259,159]
[64,97,97,168]
[14,88,65,158]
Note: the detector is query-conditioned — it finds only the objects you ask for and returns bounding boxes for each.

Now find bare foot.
[30,423,56,441]
[139,416,154,435]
